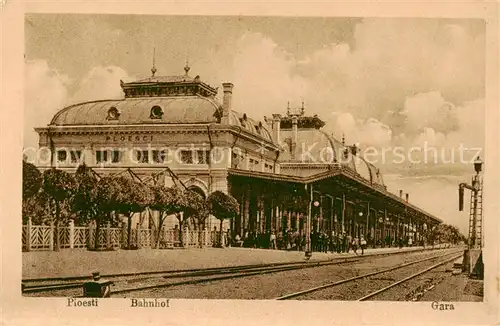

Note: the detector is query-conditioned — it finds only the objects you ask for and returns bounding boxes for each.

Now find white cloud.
[401,91,459,134]
[216,32,310,120]
[24,62,135,149]
[204,19,484,152]
[384,174,469,235]
[329,113,392,147]
[24,60,71,149]
[70,66,133,104]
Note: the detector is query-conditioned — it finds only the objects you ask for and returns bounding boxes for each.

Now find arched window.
[150,105,163,119]
[106,106,120,120]
[188,185,206,199]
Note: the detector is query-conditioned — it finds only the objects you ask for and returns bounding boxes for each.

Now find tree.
[436,224,466,245]
[41,168,76,251]
[73,164,118,249]
[73,164,99,223]
[23,160,42,200]
[423,223,466,247]
[22,191,51,225]
[183,190,208,230]
[207,191,240,247]
[153,186,207,247]
[22,162,48,225]
[182,190,208,247]
[113,176,154,249]
[150,185,183,249]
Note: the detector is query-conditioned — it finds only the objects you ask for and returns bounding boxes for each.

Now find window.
[179,150,210,164]
[196,150,210,164]
[96,150,108,164]
[152,150,166,163]
[150,105,163,119]
[232,152,242,168]
[180,150,194,164]
[106,107,120,120]
[70,151,82,163]
[56,150,67,163]
[110,150,122,163]
[135,150,149,164]
[96,150,122,164]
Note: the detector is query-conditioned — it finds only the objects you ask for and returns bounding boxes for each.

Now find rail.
[275,250,462,300]
[23,247,461,296]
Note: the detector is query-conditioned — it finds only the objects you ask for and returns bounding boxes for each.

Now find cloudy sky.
[24,14,485,234]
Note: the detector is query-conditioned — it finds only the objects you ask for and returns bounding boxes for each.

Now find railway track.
[23,256,363,295]
[22,247,460,297]
[275,250,462,300]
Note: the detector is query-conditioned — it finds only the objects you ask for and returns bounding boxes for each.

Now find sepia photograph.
[1,2,499,325]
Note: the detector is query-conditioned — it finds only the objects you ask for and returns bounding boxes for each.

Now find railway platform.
[22,245,451,280]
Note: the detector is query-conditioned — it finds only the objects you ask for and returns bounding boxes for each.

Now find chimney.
[399,190,403,198]
[351,144,358,156]
[221,82,233,124]
[405,193,409,203]
[272,114,281,144]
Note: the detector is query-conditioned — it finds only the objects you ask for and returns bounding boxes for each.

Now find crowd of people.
[218,229,419,255]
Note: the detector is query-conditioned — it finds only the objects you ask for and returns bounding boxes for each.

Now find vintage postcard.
[1,1,499,325]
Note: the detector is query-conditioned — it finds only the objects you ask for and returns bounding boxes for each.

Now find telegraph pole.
[458,156,484,278]
[458,156,483,249]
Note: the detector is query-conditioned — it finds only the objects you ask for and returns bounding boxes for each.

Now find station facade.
[35,63,442,246]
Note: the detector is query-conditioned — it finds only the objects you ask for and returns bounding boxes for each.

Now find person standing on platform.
[329,230,335,253]
[352,237,359,255]
[242,230,249,247]
[297,231,302,251]
[277,232,283,250]
[321,232,328,253]
[346,234,352,253]
[360,236,367,255]
[270,230,277,250]
[408,237,413,247]
[339,233,346,253]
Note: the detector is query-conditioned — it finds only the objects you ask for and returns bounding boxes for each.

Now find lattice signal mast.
[458,156,484,249]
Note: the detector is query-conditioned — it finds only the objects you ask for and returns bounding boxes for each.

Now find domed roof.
[353,156,385,187]
[353,156,371,181]
[50,96,220,126]
[280,128,352,167]
[49,68,274,144]
[228,111,272,141]
[279,128,385,187]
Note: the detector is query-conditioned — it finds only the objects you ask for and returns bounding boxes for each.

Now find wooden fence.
[22,220,221,251]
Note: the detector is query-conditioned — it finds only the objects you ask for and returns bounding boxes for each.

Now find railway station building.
[34,63,442,246]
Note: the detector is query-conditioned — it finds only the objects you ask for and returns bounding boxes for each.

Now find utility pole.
[459,156,483,249]
[458,156,484,278]
[305,183,313,260]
